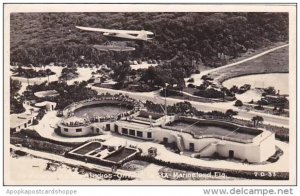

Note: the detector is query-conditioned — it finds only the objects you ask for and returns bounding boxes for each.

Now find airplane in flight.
[75,26,154,41]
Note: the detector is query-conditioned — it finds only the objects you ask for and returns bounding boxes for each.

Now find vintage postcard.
[3,3,297,185]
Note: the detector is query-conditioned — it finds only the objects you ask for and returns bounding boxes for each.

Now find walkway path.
[186,44,289,86]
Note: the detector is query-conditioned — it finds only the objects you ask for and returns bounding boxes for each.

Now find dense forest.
[10,12,288,67]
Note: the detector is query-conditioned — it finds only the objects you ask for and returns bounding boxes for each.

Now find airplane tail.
[137,31,149,41]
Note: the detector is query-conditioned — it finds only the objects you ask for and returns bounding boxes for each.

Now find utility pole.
[164,83,168,116]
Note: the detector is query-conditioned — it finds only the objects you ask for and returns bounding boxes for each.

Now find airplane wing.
[76,26,153,35]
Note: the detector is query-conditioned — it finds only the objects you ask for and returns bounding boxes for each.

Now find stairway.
[176,135,185,152]
[193,141,218,157]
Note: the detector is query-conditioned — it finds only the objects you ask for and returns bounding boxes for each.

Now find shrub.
[234,100,243,106]
[187,78,194,83]
[187,83,195,88]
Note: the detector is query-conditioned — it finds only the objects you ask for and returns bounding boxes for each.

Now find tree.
[10,78,22,96]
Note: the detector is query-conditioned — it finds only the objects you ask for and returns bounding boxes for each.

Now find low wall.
[165,117,263,144]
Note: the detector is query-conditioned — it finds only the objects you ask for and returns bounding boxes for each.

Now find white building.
[10,113,37,133]
[35,101,57,111]
[56,98,276,163]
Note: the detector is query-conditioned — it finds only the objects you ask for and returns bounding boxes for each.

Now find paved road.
[186,44,289,85]
[89,85,289,127]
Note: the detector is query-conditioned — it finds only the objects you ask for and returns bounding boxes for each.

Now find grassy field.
[210,46,289,84]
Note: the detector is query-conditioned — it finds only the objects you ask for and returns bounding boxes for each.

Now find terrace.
[164,118,262,144]
[67,141,139,166]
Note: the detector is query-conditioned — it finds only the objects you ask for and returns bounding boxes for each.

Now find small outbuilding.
[10,113,37,133]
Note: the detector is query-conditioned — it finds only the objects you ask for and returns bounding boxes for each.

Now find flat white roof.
[10,113,37,128]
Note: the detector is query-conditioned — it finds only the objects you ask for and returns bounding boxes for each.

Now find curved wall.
[57,122,109,137]
[63,98,138,117]
[57,123,93,137]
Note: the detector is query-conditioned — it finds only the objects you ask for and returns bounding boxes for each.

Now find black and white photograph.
[3,3,297,186]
